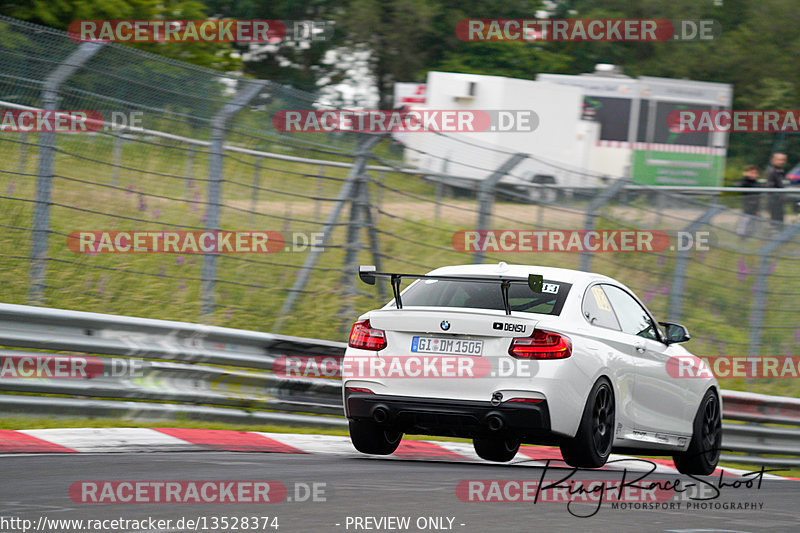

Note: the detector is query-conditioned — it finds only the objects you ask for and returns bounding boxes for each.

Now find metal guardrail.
[720,389,800,467]
[0,303,798,465]
[0,303,346,427]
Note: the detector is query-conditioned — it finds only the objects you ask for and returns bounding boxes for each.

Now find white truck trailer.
[399,68,732,195]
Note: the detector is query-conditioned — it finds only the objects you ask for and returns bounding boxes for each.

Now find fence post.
[361,177,386,300]
[667,205,722,323]
[111,131,123,187]
[578,178,628,273]
[338,172,387,331]
[435,157,450,222]
[28,42,105,305]
[17,131,29,177]
[250,156,262,221]
[274,134,383,331]
[473,153,527,264]
[184,145,195,198]
[376,170,385,224]
[200,80,268,317]
[337,176,367,333]
[314,165,325,223]
[341,178,363,286]
[748,223,800,359]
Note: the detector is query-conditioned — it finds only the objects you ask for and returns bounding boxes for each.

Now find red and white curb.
[0,428,793,480]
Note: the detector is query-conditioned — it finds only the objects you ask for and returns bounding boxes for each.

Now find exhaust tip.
[373,405,390,424]
[486,414,504,431]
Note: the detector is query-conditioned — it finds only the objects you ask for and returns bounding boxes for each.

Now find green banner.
[631,150,724,186]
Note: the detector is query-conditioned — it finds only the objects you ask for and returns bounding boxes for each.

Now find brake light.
[507,397,543,403]
[346,387,374,394]
[509,329,572,359]
[348,319,387,351]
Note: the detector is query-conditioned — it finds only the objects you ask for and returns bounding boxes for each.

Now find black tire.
[560,378,615,468]
[473,436,520,462]
[348,420,402,455]
[673,390,722,475]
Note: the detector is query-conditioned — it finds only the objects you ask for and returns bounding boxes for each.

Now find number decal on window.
[591,286,612,312]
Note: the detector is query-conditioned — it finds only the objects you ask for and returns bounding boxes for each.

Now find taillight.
[348,319,387,351]
[346,386,374,394]
[509,329,572,359]
[507,397,543,403]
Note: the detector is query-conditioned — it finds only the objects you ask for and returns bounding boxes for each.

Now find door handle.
[634,343,646,353]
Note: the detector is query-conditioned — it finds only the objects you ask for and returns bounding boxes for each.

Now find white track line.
[20,428,198,453]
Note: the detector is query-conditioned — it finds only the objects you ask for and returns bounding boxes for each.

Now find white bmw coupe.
[342,263,721,474]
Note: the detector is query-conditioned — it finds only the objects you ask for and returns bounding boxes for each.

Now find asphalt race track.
[1,451,798,533]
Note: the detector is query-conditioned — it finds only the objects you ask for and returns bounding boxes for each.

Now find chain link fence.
[1,17,799,396]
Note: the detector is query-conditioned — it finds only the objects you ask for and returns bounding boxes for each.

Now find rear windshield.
[396,278,571,316]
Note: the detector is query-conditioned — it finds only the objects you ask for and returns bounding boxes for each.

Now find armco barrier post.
[473,153,527,264]
[668,205,723,323]
[29,42,105,305]
[578,178,628,273]
[200,80,268,318]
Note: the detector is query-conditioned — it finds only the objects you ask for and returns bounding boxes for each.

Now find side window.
[601,285,659,341]
[582,285,621,330]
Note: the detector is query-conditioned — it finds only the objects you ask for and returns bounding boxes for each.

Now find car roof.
[426,263,616,286]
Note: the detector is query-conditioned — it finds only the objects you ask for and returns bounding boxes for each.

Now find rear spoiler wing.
[358,265,544,316]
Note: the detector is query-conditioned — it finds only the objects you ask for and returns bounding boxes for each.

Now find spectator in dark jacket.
[765,152,787,227]
[740,164,761,214]
[736,164,762,236]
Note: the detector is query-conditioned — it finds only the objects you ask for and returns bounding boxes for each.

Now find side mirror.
[659,322,690,345]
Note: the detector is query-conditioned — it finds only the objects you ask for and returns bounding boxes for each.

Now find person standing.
[736,164,761,236]
[765,152,787,229]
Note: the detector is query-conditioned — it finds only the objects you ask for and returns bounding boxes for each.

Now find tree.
[203,0,345,94]
[0,0,242,71]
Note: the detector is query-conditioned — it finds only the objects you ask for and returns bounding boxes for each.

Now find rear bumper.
[344,389,553,442]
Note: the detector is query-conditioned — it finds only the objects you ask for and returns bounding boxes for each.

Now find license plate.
[410,336,483,356]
